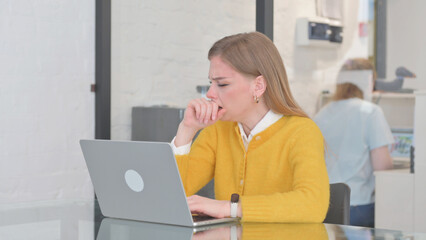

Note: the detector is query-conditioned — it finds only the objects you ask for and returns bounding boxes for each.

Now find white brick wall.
[0,0,95,203]
[111,0,256,140]
[111,0,369,140]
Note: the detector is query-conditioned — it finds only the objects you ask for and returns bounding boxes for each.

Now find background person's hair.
[208,32,308,118]
[333,58,376,101]
[333,83,364,100]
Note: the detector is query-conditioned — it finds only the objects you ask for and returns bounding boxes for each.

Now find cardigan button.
[255,136,261,141]
[240,180,244,185]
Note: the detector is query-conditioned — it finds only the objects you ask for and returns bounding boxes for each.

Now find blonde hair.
[334,58,376,101]
[208,32,308,118]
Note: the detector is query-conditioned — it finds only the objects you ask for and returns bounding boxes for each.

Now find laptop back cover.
[80,140,193,226]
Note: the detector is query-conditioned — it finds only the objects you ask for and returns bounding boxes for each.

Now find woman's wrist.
[174,122,199,147]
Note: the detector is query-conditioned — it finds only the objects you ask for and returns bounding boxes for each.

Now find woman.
[173,32,329,222]
[314,58,394,227]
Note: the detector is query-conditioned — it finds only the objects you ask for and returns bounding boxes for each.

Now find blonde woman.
[314,58,394,227]
[173,32,329,223]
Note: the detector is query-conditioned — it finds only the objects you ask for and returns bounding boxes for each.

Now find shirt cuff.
[171,137,191,155]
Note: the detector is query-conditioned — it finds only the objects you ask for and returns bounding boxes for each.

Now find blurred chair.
[324,183,351,225]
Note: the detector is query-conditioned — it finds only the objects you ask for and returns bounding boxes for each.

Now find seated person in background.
[172,32,329,223]
[314,58,394,228]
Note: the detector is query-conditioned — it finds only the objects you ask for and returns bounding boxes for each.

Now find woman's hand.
[184,98,226,130]
[187,195,230,219]
[175,98,226,147]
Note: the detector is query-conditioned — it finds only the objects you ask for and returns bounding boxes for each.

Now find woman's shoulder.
[357,99,383,115]
[284,115,317,126]
[277,116,322,136]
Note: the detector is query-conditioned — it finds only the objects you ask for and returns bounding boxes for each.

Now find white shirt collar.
[238,110,283,150]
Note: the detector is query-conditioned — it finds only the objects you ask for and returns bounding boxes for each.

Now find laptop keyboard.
[192,215,215,222]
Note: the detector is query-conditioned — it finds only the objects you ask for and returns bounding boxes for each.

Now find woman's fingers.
[191,98,219,124]
[188,99,201,120]
[195,99,206,123]
[211,102,218,121]
[200,98,213,124]
[187,195,207,215]
[205,102,212,124]
[197,98,209,124]
[184,98,223,131]
[187,195,229,219]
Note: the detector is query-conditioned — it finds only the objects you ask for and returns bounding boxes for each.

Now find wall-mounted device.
[296,17,343,47]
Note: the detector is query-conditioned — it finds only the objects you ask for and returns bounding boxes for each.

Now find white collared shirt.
[171,110,283,154]
[237,110,283,150]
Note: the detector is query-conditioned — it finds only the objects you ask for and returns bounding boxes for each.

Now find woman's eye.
[218,84,229,87]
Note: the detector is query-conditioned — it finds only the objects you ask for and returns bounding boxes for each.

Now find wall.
[111,0,369,140]
[387,0,426,91]
[111,0,256,140]
[0,0,95,203]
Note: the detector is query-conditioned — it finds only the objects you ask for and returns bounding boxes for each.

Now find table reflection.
[95,218,425,240]
[1,200,425,240]
[97,218,239,240]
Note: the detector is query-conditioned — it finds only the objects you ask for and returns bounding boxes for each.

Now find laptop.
[80,139,238,227]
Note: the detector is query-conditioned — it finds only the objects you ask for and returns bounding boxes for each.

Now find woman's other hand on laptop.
[187,195,228,218]
[187,195,237,219]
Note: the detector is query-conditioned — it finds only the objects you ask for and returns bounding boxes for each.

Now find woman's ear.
[254,75,267,97]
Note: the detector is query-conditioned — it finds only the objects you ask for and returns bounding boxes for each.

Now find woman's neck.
[240,105,270,136]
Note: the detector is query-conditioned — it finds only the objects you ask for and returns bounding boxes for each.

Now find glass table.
[0,199,425,239]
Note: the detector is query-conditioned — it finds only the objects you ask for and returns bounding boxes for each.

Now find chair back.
[324,183,351,225]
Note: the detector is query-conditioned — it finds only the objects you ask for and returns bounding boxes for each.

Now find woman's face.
[207,56,256,122]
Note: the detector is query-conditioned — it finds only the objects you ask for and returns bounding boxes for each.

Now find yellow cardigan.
[175,116,329,223]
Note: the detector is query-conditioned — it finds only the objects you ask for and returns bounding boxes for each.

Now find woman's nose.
[206,85,216,100]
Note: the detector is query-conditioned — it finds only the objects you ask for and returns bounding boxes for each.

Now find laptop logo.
[124,169,144,192]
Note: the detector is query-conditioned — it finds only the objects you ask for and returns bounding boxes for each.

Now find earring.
[253,95,259,103]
